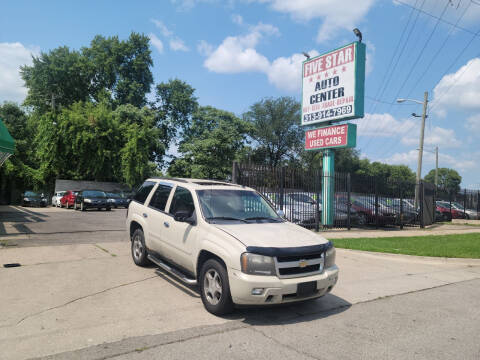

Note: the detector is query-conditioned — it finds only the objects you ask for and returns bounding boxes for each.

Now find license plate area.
[297,281,317,296]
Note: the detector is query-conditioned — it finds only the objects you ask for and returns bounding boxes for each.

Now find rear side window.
[149,184,173,211]
[169,187,195,216]
[133,181,155,204]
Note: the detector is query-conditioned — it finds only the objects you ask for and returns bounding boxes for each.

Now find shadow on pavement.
[153,266,350,325]
[0,206,49,235]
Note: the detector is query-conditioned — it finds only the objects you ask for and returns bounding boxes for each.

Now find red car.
[60,190,78,209]
[436,204,465,220]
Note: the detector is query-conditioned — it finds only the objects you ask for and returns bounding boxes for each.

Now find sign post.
[301,41,366,228]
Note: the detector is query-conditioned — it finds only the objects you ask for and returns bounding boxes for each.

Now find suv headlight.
[324,245,336,268]
[84,199,92,203]
[241,253,276,276]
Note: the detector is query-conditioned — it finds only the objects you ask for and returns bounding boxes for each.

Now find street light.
[396,92,429,208]
[353,28,362,43]
[302,52,310,59]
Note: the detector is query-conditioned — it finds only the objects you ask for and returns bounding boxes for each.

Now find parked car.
[74,190,110,211]
[22,191,47,207]
[127,178,338,315]
[436,201,466,220]
[60,190,78,209]
[51,191,66,207]
[265,192,318,226]
[447,201,479,220]
[106,192,130,208]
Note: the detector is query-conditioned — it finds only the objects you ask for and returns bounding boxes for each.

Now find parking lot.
[1,206,480,359]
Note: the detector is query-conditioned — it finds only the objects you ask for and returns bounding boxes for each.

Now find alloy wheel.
[132,234,143,261]
[203,269,222,305]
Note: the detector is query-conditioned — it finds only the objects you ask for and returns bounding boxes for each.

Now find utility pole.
[415,91,428,208]
[435,146,438,189]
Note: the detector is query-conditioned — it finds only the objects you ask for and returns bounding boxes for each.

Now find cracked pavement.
[0,206,479,359]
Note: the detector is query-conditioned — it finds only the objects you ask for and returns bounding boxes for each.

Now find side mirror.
[174,210,195,225]
[277,209,285,218]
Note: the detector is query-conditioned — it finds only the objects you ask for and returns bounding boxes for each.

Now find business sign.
[305,123,357,151]
[301,42,366,126]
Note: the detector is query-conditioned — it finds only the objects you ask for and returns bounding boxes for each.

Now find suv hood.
[214,221,328,248]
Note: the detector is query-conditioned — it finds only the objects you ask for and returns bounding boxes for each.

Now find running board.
[148,254,197,285]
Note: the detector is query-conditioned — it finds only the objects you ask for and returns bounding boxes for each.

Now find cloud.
[170,0,217,11]
[197,40,214,56]
[232,14,244,25]
[203,23,278,73]
[267,50,318,91]
[0,42,39,104]
[432,58,480,116]
[385,149,476,173]
[358,112,461,148]
[151,19,189,52]
[357,113,416,137]
[149,33,164,54]
[250,0,376,43]
[466,114,480,134]
[169,38,189,52]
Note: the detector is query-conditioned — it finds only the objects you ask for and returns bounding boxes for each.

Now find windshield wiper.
[206,216,248,223]
[244,216,282,222]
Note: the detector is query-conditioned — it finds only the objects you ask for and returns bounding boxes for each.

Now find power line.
[389,1,450,108]
[360,0,426,153]
[395,0,480,38]
[405,0,471,97]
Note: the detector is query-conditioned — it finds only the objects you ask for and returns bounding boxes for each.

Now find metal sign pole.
[322,149,335,227]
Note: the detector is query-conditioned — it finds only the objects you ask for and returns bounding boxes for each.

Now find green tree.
[243,97,302,167]
[21,32,153,111]
[153,79,198,149]
[82,33,153,107]
[21,47,90,111]
[168,106,250,179]
[0,103,40,202]
[425,168,462,193]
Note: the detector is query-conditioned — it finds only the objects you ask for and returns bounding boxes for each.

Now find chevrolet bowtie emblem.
[299,260,308,268]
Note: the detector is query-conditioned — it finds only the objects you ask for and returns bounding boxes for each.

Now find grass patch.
[332,233,480,258]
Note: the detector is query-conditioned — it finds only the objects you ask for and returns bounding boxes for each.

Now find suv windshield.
[197,189,281,223]
[83,191,106,198]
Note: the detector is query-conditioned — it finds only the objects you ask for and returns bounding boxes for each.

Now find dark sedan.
[106,193,130,208]
[22,191,47,207]
[74,190,110,211]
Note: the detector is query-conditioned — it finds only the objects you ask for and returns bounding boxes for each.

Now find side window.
[149,184,173,211]
[169,187,195,216]
[133,181,156,204]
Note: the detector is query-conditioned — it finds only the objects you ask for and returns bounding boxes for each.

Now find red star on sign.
[309,77,313,82]
[333,69,337,75]
[317,75,321,80]
[342,66,347,72]
[324,71,329,78]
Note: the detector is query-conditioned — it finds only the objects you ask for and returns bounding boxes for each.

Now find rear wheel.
[199,259,234,316]
[106,207,111,211]
[81,202,85,211]
[131,228,149,266]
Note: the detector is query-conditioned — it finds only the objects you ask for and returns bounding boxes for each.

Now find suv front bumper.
[228,265,339,305]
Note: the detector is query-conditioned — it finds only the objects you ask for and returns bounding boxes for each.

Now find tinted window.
[83,191,106,198]
[133,181,155,204]
[149,184,172,211]
[169,187,195,216]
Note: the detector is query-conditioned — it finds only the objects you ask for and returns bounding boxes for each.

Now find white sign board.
[301,42,365,126]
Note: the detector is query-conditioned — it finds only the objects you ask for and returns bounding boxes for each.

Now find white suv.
[126,178,339,315]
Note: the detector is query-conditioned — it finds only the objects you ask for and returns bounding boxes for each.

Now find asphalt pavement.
[0,205,479,360]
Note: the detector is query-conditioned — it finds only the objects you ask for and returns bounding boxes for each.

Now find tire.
[106,207,111,211]
[66,202,70,209]
[74,202,77,210]
[131,228,150,266]
[199,259,234,316]
[81,202,85,211]
[97,207,101,211]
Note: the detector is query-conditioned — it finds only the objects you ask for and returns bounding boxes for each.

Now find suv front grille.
[275,253,324,278]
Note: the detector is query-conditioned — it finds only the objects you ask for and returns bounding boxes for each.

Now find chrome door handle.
[164,221,169,228]
[143,213,148,218]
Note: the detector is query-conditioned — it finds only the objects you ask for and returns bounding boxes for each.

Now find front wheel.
[199,259,234,316]
[81,202,85,211]
[106,207,111,211]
